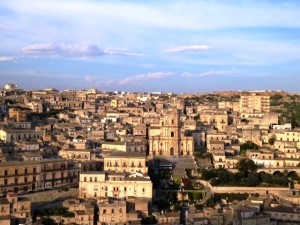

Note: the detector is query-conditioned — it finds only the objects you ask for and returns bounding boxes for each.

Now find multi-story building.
[0,193,31,225]
[0,158,79,194]
[63,199,94,225]
[0,128,42,143]
[102,141,147,153]
[8,108,27,122]
[149,108,194,157]
[200,111,228,132]
[240,94,270,113]
[98,199,127,225]
[79,171,152,200]
[103,151,148,174]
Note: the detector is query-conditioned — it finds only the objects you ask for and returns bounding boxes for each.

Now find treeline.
[271,94,300,127]
[201,166,290,187]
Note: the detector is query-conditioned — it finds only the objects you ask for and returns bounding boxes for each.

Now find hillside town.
[0,83,300,225]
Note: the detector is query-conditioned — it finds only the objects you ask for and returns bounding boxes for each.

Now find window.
[25,177,28,183]
[15,178,18,184]
[94,177,97,182]
[15,169,18,175]
[112,209,114,213]
[103,209,106,214]
[90,177,92,182]
[171,131,174,137]
[25,169,28,174]
[33,168,36,174]
[84,177,87,182]
[4,170,7,176]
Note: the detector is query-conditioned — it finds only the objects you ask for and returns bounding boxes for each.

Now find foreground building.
[79,171,152,200]
[0,158,79,195]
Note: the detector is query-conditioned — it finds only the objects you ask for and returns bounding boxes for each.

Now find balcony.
[0,172,38,178]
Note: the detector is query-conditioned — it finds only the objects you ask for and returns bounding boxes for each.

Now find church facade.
[149,108,194,158]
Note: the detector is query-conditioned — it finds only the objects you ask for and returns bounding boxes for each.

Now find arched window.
[171,119,174,125]
[171,131,175,137]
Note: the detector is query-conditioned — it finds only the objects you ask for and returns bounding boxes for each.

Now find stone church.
[149,108,194,158]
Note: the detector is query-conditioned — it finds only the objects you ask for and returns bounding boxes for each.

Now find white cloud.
[119,72,174,85]
[84,76,93,83]
[104,49,144,57]
[22,43,143,58]
[0,56,15,62]
[162,45,211,53]
[181,70,238,78]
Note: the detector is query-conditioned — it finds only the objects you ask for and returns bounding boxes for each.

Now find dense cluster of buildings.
[0,84,299,224]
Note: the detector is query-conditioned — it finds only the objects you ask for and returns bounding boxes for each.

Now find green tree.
[240,141,259,151]
[142,215,158,224]
[42,218,57,225]
[268,137,275,145]
[237,158,257,175]
[194,114,200,121]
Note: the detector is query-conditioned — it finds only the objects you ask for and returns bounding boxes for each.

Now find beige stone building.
[264,206,300,222]
[240,94,270,113]
[0,193,31,225]
[242,129,262,146]
[98,199,127,225]
[62,199,94,225]
[0,128,42,143]
[275,130,300,143]
[102,141,147,153]
[8,108,27,122]
[103,151,147,174]
[0,158,79,194]
[79,171,152,200]
[200,111,228,132]
[149,108,194,157]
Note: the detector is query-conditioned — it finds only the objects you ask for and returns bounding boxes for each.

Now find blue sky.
[1,0,300,93]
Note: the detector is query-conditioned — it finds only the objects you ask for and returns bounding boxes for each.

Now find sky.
[1,0,300,93]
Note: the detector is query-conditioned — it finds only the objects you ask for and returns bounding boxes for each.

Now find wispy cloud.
[103,49,144,57]
[22,43,144,58]
[83,76,93,83]
[0,56,15,62]
[162,45,211,54]
[119,72,174,85]
[181,70,238,78]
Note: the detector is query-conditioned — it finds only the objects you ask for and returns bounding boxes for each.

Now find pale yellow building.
[102,141,147,153]
[240,94,270,113]
[79,171,152,200]
[110,99,118,108]
[0,129,42,143]
[103,151,147,174]
[275,130,300,143]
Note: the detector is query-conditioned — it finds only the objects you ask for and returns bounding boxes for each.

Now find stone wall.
[211,186,292,195]
[22,188,79,211]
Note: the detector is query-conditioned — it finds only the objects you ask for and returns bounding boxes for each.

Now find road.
[199,180,213,204]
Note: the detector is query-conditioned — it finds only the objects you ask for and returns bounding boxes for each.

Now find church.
[148,108,194,158]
